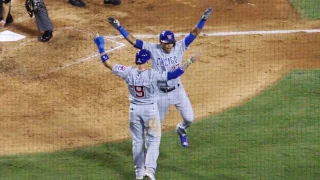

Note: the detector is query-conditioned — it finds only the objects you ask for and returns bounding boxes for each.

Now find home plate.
[0,30,26,42]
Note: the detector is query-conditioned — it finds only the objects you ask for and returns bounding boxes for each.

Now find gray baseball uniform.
[142,38,194,132]
[112,63,169,177]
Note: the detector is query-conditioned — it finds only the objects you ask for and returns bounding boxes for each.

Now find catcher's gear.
[25,0,40,18]
[108,17,121,30]
[202,7,213,20]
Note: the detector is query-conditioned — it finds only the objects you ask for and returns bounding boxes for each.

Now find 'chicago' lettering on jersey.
[156,56,178,67]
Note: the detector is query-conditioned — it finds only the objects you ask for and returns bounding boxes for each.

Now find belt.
[131,102,154,105]
[160,84,179,93]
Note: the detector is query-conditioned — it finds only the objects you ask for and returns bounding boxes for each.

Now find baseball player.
[0,0,13,26]
[93,35,201,180]
[68,0,121,7]
[107,7,213,148]
[1,0,53,42]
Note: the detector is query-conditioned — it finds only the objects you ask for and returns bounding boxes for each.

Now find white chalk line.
[105,29,320,39]
[36,28,320,76]
[43,37,126,76]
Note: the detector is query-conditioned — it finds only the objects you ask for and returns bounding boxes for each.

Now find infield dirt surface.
[1,0,319,156]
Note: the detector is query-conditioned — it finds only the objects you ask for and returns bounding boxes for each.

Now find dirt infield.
[0,0,319,156]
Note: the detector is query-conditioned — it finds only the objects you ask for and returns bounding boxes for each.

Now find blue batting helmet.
[159,30,175,44]
[135,49,151,65]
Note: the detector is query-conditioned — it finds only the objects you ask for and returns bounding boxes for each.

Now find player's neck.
[137,64,146,71]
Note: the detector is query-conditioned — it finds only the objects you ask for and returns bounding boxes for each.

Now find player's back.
[125,68,160,105]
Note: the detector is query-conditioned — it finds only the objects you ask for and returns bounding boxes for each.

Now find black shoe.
[6,13,13,24]
[104,0,121,5]
[68,0,86,7]
[40,30,53,42]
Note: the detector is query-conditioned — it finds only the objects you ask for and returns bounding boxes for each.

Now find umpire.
[0,0,13,26]
[68,0,121,7]
[1,0,54,42]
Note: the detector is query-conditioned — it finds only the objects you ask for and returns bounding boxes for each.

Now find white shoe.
[143,170,155,180]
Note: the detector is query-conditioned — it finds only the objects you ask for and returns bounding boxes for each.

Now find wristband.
[118,26,129,38]
[196,19,205,30]
[100,53,109,63]
[0,20,6,25]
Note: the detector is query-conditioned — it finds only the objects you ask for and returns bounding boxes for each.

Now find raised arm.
[167,53,202,80]
[108,17,143,49]
[184,7,213,47]
[93,35,115,70]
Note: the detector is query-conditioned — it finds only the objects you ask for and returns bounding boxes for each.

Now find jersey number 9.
[134,86,145,97]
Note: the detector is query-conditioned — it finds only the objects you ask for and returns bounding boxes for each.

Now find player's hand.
[94,34,105,53]
[0,20,6,27]
[201,7,213,20]
[190,52,202,63]
[108,17,121,30]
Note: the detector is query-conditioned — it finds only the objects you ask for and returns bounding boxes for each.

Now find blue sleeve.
[167,68,184,80]
[134,39,143,49]
[184,33,196,47]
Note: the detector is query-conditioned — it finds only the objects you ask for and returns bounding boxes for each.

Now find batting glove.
[108,17,121,30]
[94,36,105,53]
[0,20,6,27]
[202,7,213,20]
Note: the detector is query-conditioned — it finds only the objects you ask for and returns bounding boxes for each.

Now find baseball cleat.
[176,126,189,148]
[104,0,121,5]
[178,133,189,148]
[40,30,52,42]
[68,0,86,7]
[143,170,155,180]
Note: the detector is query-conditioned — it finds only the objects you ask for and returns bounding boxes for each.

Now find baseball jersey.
[142,38,188,88]
[112,64,168,105]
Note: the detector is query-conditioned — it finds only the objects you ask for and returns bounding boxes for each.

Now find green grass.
[0,70,319,180]
[290,0,320,19]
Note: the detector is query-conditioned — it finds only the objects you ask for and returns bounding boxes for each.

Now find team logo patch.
[167,35,172,40]
[118,66,126,71]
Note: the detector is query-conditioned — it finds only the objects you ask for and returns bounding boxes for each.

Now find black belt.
[160,84,179,93]
[131,102,154,105]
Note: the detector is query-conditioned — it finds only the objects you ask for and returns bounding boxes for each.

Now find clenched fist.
[108,17,121,30]
[202,7,213,20]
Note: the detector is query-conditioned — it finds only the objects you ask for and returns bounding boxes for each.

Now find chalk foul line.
[44,37,125,76]
[46,29,320,75]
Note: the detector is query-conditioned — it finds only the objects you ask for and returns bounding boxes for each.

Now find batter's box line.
[42,36,125,76]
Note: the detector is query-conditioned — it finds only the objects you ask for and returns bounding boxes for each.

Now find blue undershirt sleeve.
[184,33,196,47]
[134,39,143,49]
[167,68,184,80]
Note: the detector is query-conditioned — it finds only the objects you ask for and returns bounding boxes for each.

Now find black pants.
[33,0,53,32]
[0,2,13,23]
